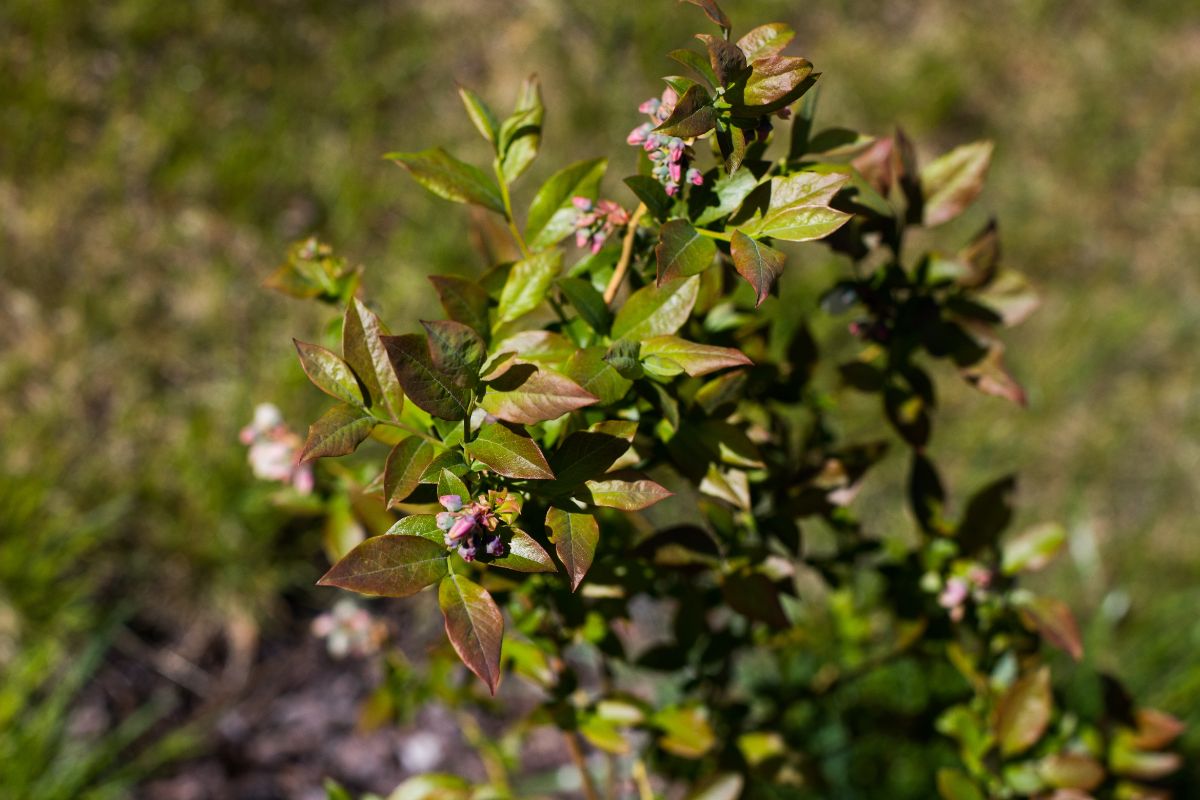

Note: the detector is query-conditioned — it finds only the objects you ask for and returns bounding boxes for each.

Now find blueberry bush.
[265,2,1183,797]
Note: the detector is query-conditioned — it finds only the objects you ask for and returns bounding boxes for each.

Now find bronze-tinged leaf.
[545,507,599,591]
[1038,754,1105,791]
[1002,522,1067,575]
[656,219,717,284]
[695,33,747,85]
[768,170,850,209]
[429,275,491,340]
[386,147,505,213]
[640,335,751,377]
[992,666,1053,757]
[730,230,785,307]
[301,404,376,462]
[1130,708,1185,750]
[488,528,556,573]
[754,203,851,243]
[562,347,634,406]
[466,422,555,480]
[294,340,364,407]
[384,437,437,508]
[961,342,1027,407]
[342,299,405,419]
[1016,595,1084,661]
[680,0,730,30]
[978,269,1040,327]
[655,85,717,139]
[742,55,813,108]
[384,514,444,544]
[581,475,673,511]
[421,319,486,387]
[611,276,701,341]
[736,23,795,61]
[921,141,994,227]
[317,534,448,597]
[480,365,598,425]
[438,573,504,695]
[382,333,470,421]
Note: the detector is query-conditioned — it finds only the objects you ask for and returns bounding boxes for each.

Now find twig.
[632,758,655,800]
[564,730,602,800]
[603,203,648,304]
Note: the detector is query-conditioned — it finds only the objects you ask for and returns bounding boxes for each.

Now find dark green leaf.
[611,276,700,340]
[439,573,504,694]
[429,276,491,340]
[382,334,471,420]
[655,219,717,284]
[715,122,751,174]
[467,422,555,480]
[489,528,556,573]
[384,437,436,508]
[481,365,598,424]
[624,175,674,222]
[603,339,644,380]
[525,158,607,250]
[668,48,718,88]
[294,339,364,407]
[655,85,717,139]
[387,148,504,213]
[957,475,1016,554]
[497,250,562,324]
[730,230,785,306]
[342,299,405,419]
[557,277,611,334]
[936,769,984,800]
[545,507,599,591]
[722,571,788,628]
[301,404,376,462]
[317,534,448,597]
[691,166,761,227]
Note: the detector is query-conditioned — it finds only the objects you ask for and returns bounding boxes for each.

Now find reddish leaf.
[1017,595,1084,661]
[655,85,717,139]
[466,422,555,480]
[488,528,556,573]
[384,437,437,508]
[736,23,795,61]
[921,141,993,226]
[680,0,730,30]
[742,55,813,107]
[294,339,364,407]
[1131,708,1185,750]
[317,534,448,597]
[480,365,597,424]
[730,230,785,306]
[695,34,747,85]
[545,507,599,591]
[342,299,405,419]
[640,335,751,377]
[439,572,504,694]
[656,219,716,284]
[301,404,376,462]
[382,333,471,420]
[429,275,491,340]
[992,666,1053,756]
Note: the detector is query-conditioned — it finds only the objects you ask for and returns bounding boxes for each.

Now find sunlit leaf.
[993,666,1053,757]
[301,404,376,462]
[736,23,795,61]
[457,85,498,144]
[467,422,554,480]
[655,85,717,138]
[611,276,700,340]
[1016,594,1084,661]
[387,147,504,213]
[525,158,607,250]
[481,365,598,424]
[581,475,672,510]
[686,773,744,800]
[294,340,365,407]
[497,250,562,324]
[498,75,543,183]
[317,534,448,597]
[439,572,504,694]
[921,141,993,226]
[656,219,717,284]
[545,507,599,591]
[342,299,405,420]
[1003,522,1067,575]
[653,707,715,758]
[640,335,751,377]
[489,528,556,573]
[730,230,785,306]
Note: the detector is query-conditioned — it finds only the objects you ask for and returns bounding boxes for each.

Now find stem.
[632,759,655,800]
[495,160,531,259]
[694,227,732,242]
[564,730,602,800]
[603,202,648,304]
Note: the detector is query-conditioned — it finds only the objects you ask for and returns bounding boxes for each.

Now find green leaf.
[498,75,543,183]
[936,769,984,800]
[546,429,632,491]
[653,707,715,758]
[481,365,598,424]
[388,775,471,800]
[992,666,1053,757]
[525,158,607,250]
[579,715,630,755]
[342,299,405,419]
[977,269,1040,327]
[489,528,556,573]
[385,514,444,544]
[301,404,376,462]
[624,175,674,222]
[736,23,795,61]
[387,148,504,213]
[686,774,744,800]
[557,277,611,334]
[384,437,436,508]
[655,219,716,284]
[545,507,599,591]
[699,464,750,510]
[438,573,504,694]
[655,84,717,138]
[603,339,644,380]
[457,85,499,144]
[420,450,467,483]
[1002,522,1067,575]
[640,335,751,377]
[581,475,672,510]
[437,468,470,504]
[467,422,555,480]
[382,333,471,421]
[669,47,719,88]
[429,275,491,340]
[562,347,633,405]
[754,203,851,243]
[422,319,486,388]
[294,340,364,407]
[742,55,813,107]
[317,534,448,597]
[611,276,700,341]
[921,141,993,226]
[730,230,786,306]
[689,167,761,227]
[715,123,751,174]
[497,250,562,325]
[490,331,576,369]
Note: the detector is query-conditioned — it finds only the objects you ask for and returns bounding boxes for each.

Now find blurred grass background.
[1,0,1198,793]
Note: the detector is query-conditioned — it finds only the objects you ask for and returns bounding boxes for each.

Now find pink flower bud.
[439,494,463,512]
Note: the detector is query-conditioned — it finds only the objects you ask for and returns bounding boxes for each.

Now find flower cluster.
[938,565,995,622]
[239,403,313,493]
[626,88,704,196]
[310,598,387,659]
[436,489,521,561]
[572,196,630,254]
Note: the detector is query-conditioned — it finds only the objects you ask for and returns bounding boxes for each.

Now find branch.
[603,202,648,304]
[564,730,602,800]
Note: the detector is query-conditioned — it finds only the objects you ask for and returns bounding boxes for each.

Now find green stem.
[695,227,733,242]
[495,160,531,259]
